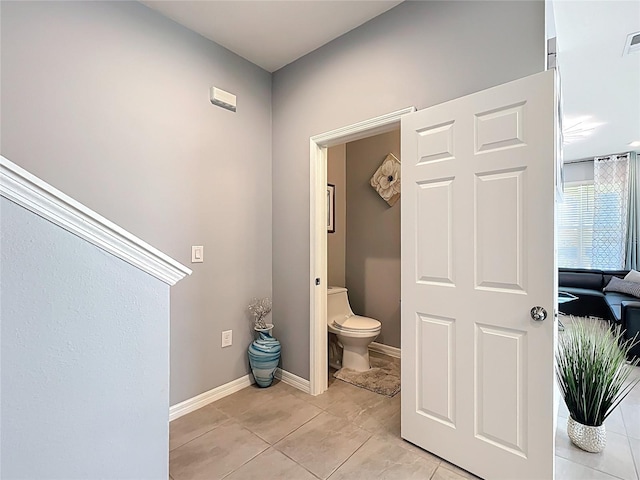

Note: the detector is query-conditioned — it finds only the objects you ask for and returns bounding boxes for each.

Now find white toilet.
[327,286,381,372]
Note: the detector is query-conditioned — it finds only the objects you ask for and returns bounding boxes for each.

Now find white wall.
[564,160,594,183]
[0,1,272,405]
[272,0,545,379]
[1,198,170,479]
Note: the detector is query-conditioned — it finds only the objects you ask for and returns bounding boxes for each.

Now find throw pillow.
[604,276,640,298]
[624,269,640,283]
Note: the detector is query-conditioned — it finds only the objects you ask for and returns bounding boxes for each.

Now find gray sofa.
[558,268,640,359]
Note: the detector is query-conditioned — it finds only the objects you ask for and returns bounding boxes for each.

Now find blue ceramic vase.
[248,332,281,387]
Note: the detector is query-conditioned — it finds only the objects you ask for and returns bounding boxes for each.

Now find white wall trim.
[169,374,254,421]
[308,107,416,397]
[275,368,311,394]
[370,342,401,359]
[311,107,417,147]
[0,156,192,286]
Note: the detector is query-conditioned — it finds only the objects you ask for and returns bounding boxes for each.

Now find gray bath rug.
[334,356,400,397]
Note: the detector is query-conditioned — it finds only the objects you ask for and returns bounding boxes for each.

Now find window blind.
[558,183,595,268]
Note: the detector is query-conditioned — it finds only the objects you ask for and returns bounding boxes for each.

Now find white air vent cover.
[623,31,640,55]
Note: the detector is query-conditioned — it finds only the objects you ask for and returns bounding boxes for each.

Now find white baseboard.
[370,342,401,359]
[275,368,310,394]
[169,374,254,421]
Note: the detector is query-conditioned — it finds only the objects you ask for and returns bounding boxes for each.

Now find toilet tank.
[327,286,354,324]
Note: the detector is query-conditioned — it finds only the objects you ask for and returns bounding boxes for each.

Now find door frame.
[308,106,416,396]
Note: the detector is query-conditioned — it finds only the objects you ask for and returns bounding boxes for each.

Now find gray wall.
[1,1,272,405]
[327,144,346,287]
[1,198,169,479]
[346,130,401,348]
[272,0,545,379]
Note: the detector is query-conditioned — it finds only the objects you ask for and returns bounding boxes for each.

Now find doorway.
[308,107,415,396]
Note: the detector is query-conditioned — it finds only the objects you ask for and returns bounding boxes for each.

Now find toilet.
[327,286,381,372]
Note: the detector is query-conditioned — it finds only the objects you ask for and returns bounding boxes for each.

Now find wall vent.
[623,31,640,55]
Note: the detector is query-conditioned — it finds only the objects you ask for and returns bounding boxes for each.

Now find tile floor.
[169,360,640,480]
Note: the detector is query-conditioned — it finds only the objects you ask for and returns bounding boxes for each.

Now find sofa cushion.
[624,269,640,283]
[604,277,640,299]
[558,271,604,290]
[605,292,635,306]
[560,287,605,298]
[558,287,611,319]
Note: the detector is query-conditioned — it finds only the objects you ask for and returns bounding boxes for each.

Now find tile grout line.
[169,413,233,452]
[627,436,640,480]
[273,448,323,480]
[621,405,640,480]
[555,452,629,480]
[220,442,271,480]
[325,433,374,480]
[270,409,324,448]
[557,456,628,480]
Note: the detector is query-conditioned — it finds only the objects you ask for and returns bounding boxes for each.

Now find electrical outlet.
[221,330,232,347]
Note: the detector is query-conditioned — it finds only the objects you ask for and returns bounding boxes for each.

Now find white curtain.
[592,154,629,269]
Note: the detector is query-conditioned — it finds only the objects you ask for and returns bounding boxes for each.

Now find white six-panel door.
[401,70,557,480]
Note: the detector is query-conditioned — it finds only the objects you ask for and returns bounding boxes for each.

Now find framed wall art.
[327,184,335,233]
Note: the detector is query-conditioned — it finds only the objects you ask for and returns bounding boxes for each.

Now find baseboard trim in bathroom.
[369,342,401,359]
[275,368,311,394]
[169,374,254,421]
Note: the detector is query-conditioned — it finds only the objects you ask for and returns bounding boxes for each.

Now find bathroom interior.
[326,128,401,394]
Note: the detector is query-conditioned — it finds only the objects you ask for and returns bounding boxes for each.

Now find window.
[558,182,594,268]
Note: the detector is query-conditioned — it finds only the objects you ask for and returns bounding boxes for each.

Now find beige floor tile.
[225,447,317,480]
[630,437,640,480]
[438,460,481,479]
[604,407,628,436]
[431,464,477,480]
[374,432,444,465]
[558,398,570,420]
[350,393,401,436]
[236,391,322,444]
[291,378,366,411]
[169,421,268,480]
[169,404,229,451]
[275,411,371,479]
[323,380,388,421]
[328,435,439,480]
[621,398,640,440]
[213,381,294,418]
[556,456,623,479]
[556,420,638,480]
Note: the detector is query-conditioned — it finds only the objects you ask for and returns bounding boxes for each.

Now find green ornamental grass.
[555,319,639,427]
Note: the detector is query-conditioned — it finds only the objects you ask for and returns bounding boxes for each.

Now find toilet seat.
[331,315,381,333]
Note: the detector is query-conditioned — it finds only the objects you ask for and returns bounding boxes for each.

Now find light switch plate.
[192,245,204,263]
[222,330,232,347]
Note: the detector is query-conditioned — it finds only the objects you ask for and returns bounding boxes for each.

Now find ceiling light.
[628,141,640,147]
[562,116,604,145]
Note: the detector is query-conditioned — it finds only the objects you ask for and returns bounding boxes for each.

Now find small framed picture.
[327,184,335,233]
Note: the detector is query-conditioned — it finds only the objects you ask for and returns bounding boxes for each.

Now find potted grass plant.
[556,319,639,453]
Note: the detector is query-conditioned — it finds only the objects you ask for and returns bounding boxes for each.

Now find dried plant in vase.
[248,297,272,330]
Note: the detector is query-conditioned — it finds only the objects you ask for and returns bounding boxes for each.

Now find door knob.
[530,306,547,321]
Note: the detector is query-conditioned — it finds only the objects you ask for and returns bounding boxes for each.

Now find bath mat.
[334,356,400,397]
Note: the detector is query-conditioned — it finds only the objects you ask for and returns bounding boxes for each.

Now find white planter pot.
[567,417,606,453]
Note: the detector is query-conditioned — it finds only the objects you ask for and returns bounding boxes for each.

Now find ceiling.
[140,1,639,161]
[140,1,403,73]
[553,0,640,161]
